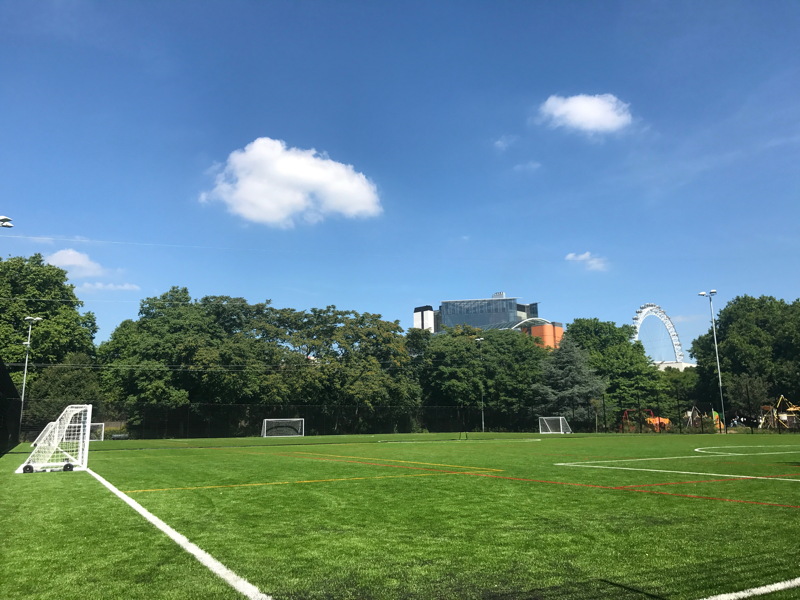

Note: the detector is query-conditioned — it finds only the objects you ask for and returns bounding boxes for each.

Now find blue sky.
[2,1,799,362]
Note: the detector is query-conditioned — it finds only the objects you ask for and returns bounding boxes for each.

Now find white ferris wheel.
[632,303,685,364]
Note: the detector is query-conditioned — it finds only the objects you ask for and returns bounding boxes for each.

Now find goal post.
[16,405,93,473]
[89,423,105,441]
[261,418,304,438]
[539,416,573,434]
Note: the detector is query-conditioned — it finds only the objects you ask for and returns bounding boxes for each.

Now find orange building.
[522,323,564,349]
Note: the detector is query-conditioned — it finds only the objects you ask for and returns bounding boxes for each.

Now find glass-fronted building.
[412,292,563,348]
[439,296,535,329]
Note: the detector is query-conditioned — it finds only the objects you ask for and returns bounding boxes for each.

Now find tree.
[565,318,661,423]
[25,352,103,428]
[690,295,800,413]
[274,306,419,433]
[419,327,548,431]
[98,288,289,432]
[659,367,699,430]
[532,335,606,427]
[0,254,97,388]
[99,292,419,435]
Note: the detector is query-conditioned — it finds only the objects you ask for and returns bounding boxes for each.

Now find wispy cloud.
[538,94,632,134]
[45,248,105,278]
[77,282,141,292]
[494,134,518,151]
[200,137,382,228]
[565,251,609,271]
[513,160,542,172]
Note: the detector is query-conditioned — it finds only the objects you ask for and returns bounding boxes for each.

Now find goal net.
[16,405,93,473]
[539,416,572,434]
[90,423,105,441]
[32,421,103,446]
[261,418,304,437]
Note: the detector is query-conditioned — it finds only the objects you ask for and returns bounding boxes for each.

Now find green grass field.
[3,432,800,600]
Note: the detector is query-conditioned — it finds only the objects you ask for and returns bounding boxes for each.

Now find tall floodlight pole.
[698,291,726,433]
[19,316,43,442]
[475,337,485,433]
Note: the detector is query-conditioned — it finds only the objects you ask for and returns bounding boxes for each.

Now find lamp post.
[698,291,726,433]
[19,316,43,442]
[475,337,485,433]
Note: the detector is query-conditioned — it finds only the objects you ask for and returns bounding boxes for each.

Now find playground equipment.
[621,408,671,432]
[759,396,800,430]
[685,406,702,429]
[683,406,723,432]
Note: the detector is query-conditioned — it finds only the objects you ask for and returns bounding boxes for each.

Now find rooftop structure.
[413,292,564,348]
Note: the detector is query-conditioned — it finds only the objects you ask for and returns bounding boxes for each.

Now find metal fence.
[17,400,800,442]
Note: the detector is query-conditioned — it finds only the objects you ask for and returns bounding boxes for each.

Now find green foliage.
[0,254,96,387]
[532,335,606,424]
[690,295,800,416]
[98,291,419,434]
[566,318,661,423]
[417,327,548,430]
[25,352,104,427]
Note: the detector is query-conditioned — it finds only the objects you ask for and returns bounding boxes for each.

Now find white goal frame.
[16,405,93,473]
[90,422,105,441]
[261,418,304,438]
[539,416,573,434]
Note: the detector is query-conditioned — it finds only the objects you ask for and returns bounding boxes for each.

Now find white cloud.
[77,282,141,292]
[45,249,105,278]
[494,134,518,151]
[538,94,632,134]
[513,160,542,172]
[565,251,609,271]
[200,137,382,228]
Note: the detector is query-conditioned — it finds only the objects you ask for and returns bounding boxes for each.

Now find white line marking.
[697,576,800,599]
[555,445,800,482]
[88,468,272,600]
[695,445,800,456]
[555,463,800,482]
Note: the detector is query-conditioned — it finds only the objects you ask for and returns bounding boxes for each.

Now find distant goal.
[539,416,572,434]
[261,418,304,438]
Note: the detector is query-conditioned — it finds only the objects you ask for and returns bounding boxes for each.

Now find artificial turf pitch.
[2,432,799,599]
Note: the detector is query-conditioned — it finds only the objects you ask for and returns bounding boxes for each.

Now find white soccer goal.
[16,405,93,473]
[90,423,105,441]
[539,416,573,434]
[261,418,304,437]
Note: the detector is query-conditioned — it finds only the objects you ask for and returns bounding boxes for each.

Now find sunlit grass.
[3,433,800,599]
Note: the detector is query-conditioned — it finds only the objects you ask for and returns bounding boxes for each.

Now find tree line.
[2,254,797,437]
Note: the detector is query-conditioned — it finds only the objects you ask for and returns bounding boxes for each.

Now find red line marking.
[468,472,615,489]
[614,478,742,488]
[464,472,800,509]
[616,472,800,489]
[624,488,800,509]
[278,452,800,509]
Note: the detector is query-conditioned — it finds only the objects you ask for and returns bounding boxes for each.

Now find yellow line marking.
[122,471,477,493]
[285,451,504,472]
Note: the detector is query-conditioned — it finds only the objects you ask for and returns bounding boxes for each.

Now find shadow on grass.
[483,579,667,599]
